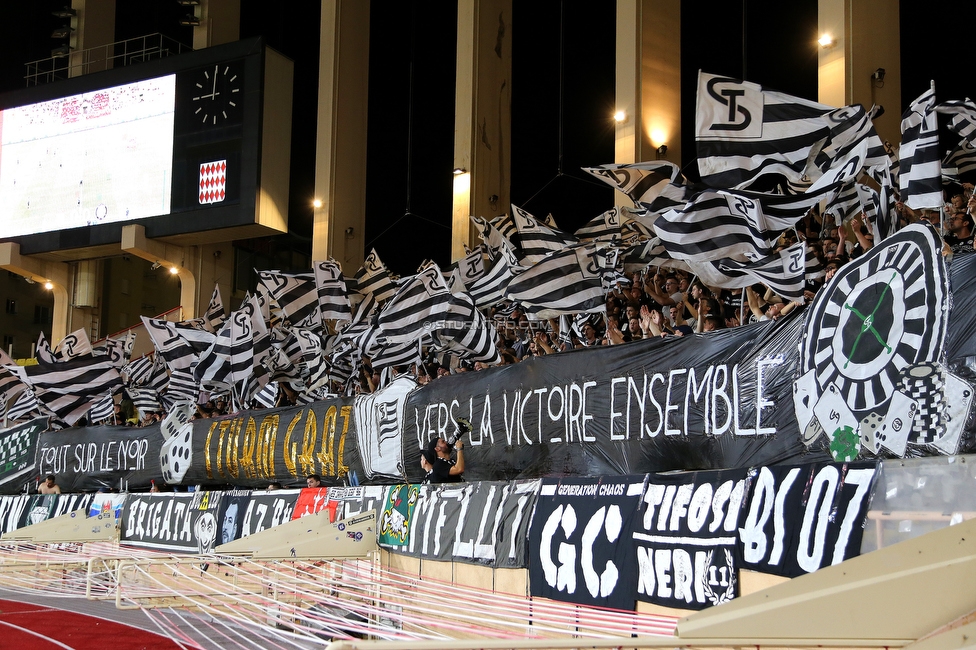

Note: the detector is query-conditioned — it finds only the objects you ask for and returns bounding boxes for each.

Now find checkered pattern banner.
[0,417,46,488]
[199,160,227,205]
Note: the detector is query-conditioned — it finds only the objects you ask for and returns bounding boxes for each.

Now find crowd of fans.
[404,181,976,384]
[84,182,975,413]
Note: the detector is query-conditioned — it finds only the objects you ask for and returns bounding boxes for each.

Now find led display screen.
[0,75,176,238]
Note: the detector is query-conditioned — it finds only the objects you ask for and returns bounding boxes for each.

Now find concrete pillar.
[192,0,241,50]
[0,243,71,345]
[614,1,681,204]
[313,0,370,272]
[121,225,201,320]
[67,0,116,77]
[818,0,901,145]
[452,0,512,261]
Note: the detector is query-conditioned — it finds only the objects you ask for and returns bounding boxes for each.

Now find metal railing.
[25,33,192,87]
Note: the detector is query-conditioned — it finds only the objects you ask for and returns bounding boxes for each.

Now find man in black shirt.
[424,437,464,483]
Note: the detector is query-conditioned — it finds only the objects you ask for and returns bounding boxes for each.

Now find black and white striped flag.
[294,328,330,390]
[619,237,688,274]
[377,263,453,344]
[467,240,523,308]
[240,293,272,402]
[506,241,612,318]
[35,333,56,363]
[825,180,861,224]
[471,216,514,257]
[141,317,215,371]
[98,331,134,367]
[944,139,976,179]
[121,354,156,387]
[574,208,622,242]
[262,344,301,383]
[899,84,942,210]
[656,139,871,262]
[0,358,28,408]
[431,292,500,364]
[24,356,122,425]
[858,170,899,242]
[714,242,808,303]
[355,249,398,303]
[257,270,321,329]
[805,245,826,281]
[162,366,199,406]
[313,259,352,322]
[936,97,976,144]
[369,338,424,371]
[582,161,682,206]
[696,71,839,190]
[447,247,487,291]
[53,329,93,361]
[6,389,41,423]
[126,387,161,415]
[252,382,278,410]
[204,284,226,333]
[510,204,577,264]
[489,213,518,241]
[89,392,117,423]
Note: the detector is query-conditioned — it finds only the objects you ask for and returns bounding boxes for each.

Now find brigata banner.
[0,417,47,492]
[387,480,540,568]
[633,469,750,610]
[404,314,815,482]
[121,491,224,553]
[528,476,645,610]
[36,424,162,493]
[738,461,878,577]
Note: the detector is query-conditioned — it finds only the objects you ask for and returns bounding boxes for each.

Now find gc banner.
[633,469,750,610]
[121,491,224,553]
[528,477,645,610]
[739,461,878,577]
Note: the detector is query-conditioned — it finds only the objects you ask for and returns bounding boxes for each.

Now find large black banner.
[239,489,300,538]
[387,480,540,568]
[0,493,95,535]
[36,424,163,493]
[180,397,366,488]
[404,314,816,482]
[121,491,224,552]
[0,417,46,491]
[738,461,878,577]
[0,495,32,535]
[633,469,750,610]
[528,476,645,610]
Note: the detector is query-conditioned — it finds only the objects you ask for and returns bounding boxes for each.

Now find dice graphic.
[160,422,193,484]
[859,412,885,455]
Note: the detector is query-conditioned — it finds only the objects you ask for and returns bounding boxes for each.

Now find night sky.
[0,1,969,276]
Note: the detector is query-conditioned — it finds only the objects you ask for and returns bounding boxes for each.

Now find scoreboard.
[0,37,291,257]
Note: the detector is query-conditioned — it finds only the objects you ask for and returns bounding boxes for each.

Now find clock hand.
[212,65,218,99]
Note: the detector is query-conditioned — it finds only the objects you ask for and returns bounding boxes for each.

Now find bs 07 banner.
[738,461,878,577]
